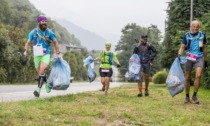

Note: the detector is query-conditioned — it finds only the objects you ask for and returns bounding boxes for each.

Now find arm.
[94,51,102,61]
[53,39,60,58]
[23,39,31,57]
[203,44,207,61]
[178,44,186,55]
[113,53,120,66]
[149,45,157,60]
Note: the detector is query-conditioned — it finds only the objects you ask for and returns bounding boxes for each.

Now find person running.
[94,41,121,95]
[23,15,60,97]
[178,20,208,104]
[133,35,157,97]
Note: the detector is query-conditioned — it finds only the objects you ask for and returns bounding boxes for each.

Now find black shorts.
[99,68,113,77]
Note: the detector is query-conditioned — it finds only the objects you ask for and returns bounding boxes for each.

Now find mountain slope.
[55,19,107,50]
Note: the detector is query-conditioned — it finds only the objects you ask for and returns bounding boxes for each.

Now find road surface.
[0,82,122,102]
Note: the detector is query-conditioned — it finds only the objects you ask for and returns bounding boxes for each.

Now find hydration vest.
[33,28,51,46]
[101,51,113,65]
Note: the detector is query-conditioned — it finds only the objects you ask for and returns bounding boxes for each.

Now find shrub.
[152,71,168,84]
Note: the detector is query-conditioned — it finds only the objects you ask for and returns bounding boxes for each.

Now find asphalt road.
[0,82,122,102]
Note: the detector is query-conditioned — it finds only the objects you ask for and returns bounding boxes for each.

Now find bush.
[152,71,168,84]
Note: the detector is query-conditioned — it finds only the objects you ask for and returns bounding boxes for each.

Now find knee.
[195,75,201,79]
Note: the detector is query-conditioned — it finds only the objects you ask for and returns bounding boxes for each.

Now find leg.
[194,67,202,92]
[137,72,143,97]
[184,60,193,103]
[105,77,110,92]
[101,77,106,91]
[185,71,191,95]
[191,58,203,104]
[99,68,106,91]
[144,73,149,96]
[104,69,113,95]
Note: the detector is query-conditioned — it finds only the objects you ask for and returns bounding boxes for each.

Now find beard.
[39,23,47,31]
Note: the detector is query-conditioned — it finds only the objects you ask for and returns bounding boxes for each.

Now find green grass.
[0,83,210,126]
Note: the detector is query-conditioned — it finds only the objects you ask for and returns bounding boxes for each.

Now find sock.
[186,94,189,98]
[145,86,148,91]
[138,88,142,92]
[193,92,197,97]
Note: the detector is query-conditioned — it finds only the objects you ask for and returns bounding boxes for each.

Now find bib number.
[33,44,46,56]
[186,53,197,61]
[101,69,110,73]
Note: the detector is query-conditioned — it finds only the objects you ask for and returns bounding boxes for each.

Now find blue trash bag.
[47,58,71,90]
[166,58,185,97]
[180,56,187,64]
[83,56,97,82]
[83,56,94,67]
[128,54,141,81]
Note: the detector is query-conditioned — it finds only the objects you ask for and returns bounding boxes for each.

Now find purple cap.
[37,15,47,23]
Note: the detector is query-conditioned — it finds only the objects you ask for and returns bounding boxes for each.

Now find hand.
[55,53,61,59]
[133,47,139,54]
[117,64,121,68]
[204,61,208,69]
[177,54,181,61]
[151,57,154,62]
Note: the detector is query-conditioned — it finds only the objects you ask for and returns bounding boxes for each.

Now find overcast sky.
[29,0,169,37]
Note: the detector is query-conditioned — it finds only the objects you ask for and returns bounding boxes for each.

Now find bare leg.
[185,71,191,95]
[194,67,202,92]
[101,77,105,91]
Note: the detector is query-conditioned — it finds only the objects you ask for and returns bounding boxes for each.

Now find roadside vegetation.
[0,83,209,126]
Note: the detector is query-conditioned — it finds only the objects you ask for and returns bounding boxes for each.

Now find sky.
[29,0,169,37]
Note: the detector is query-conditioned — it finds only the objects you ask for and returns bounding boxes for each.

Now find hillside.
[55,19,107,50]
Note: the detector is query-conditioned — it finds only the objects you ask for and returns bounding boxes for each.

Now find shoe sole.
[33,91,39,97]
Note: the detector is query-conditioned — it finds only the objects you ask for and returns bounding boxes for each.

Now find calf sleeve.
[38,74,45,88]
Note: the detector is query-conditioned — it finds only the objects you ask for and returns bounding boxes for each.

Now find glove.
[177,54,181,61]
[151,57,154,62]
[117,64,121,68]
[133,47,139,54]
[204,61,208,69]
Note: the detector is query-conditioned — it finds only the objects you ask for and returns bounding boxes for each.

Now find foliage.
[0,0,84,83]
[162,0,210,69]
[152,70,168,84]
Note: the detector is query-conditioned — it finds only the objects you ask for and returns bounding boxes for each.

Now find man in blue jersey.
[178,20,208,104]
[23,15,60,97]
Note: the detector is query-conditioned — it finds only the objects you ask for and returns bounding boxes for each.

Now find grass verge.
[0,83,210,126]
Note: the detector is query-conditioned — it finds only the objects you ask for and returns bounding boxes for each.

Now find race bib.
[186,53,197,61]
[101,69,110,73]
[33,44,44,56]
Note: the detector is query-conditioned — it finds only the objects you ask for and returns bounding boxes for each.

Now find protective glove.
[133,47,139,54]
[117,64,121,68]
[151,57,154,62]
[204,61,208,69]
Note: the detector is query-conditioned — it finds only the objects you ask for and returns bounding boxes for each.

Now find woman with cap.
[94,41,121,95]
[23,15,60,97]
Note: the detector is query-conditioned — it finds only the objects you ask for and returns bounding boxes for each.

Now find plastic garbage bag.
[180,56,187,64]
[128,54,141,81]
[83,56,94,67]
[83,56,97,82]
[166,58,185,97]
[47,58,71,90]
